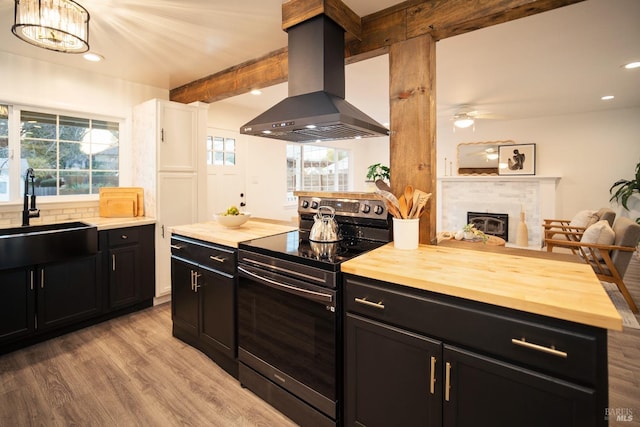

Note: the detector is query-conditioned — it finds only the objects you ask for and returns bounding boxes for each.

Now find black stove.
[239,230,388,271]
[239,193,392,272]
[237,193,392,426]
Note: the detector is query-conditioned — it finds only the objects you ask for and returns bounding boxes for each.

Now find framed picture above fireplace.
[498,143,536,175]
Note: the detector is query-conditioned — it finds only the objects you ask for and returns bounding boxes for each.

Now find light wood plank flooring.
[607,253,640,427]
[1,255,639,426]
[0,304,296,426]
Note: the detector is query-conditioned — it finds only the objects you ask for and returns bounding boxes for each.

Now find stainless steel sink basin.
[0,221,98,270]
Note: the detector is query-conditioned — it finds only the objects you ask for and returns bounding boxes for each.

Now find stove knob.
[362,204,371,214]
[374,204,385,215]
[311,201,319,209]
[301,200,310,209]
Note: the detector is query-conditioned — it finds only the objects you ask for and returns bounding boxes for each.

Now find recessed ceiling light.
[250,89,262,95]
[601,95,615,101]
[83,52,103,62]
[623,61,640,70]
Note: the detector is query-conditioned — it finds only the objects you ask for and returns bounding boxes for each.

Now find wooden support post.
[389,34,436,244]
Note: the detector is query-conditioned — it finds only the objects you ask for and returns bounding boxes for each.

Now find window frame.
[286,143,351,200]
[0,103,122,204]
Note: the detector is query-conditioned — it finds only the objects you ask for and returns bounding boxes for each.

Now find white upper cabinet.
[158,101,198,172]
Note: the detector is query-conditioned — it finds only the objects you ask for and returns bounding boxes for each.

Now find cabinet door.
[171,257,199,337]
[0,268,35,344]
[345,313,442,427]
[109,245,141,309]
[38,255,101,331]
[199,267,235,359]
[156,173,198,297]
[443,345,597,427]
[158,101,197,172]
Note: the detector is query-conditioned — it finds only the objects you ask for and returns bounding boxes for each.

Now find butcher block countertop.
[170,219,297,248]
[341,243,623,331]
[84,216,156,230]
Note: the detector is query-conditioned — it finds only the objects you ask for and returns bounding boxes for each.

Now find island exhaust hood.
[240,15,389,143]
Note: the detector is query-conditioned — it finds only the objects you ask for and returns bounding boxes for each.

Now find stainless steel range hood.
[240,15,388,143]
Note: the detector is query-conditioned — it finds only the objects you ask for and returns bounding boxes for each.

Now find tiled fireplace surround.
[437,176,561,248]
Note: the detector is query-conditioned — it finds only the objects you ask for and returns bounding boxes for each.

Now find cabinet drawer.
[344,275,602,386]
[171,235,236,275]
[108,227,140,246]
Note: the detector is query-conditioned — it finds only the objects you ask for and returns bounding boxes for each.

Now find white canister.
[392,218,420,250]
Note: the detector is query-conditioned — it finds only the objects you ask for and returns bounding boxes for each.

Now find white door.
[206,128,246,216]
[156,172,198,297]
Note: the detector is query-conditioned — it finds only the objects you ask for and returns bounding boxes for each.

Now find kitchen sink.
[0,221,98,270]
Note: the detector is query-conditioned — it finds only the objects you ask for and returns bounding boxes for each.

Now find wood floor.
[0,304,296,427]
[1,255,639,426]
[607,253,640,427]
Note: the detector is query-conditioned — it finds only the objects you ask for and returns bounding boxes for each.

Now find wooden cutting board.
[99,187,144,217]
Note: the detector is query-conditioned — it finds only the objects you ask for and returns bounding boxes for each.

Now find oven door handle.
[238,266,334,304]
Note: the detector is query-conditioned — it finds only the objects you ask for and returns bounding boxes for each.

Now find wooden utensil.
[375,179,393,193]
[382,199,402,218]
[398,195,408,219]
[404,185,414,217]
[412,190,431,218]
[376,189,402,218]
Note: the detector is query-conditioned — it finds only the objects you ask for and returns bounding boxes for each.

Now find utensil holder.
[393,218,419,250]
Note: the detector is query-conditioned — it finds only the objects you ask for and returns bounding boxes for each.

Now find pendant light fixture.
[12,0,90,54]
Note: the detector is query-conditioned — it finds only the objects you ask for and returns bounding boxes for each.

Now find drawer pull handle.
[171,244,184,250]
[354,297,385,310]
[511,338,568,359]
[444,362,451,402]
[429,356,436,395]
[121,234,128,239]
[210,255,226,263]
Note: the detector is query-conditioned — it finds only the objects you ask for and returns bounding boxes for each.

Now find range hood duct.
[240,15,388,143]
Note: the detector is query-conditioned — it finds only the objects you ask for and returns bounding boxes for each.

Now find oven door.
[238,262,337,419]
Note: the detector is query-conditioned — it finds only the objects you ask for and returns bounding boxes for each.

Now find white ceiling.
[1,0,638,125]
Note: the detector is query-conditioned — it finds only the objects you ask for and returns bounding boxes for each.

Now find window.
[20,111,119,196]
[0,104,120,202]
[207,135,236,165]
[287,144,350,197]
[0,105,8,201]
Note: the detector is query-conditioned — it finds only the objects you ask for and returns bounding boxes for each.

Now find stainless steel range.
[237,193,392,426]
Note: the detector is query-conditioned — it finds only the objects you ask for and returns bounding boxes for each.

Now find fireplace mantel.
[438,176,561,183]
[437,176,561,248]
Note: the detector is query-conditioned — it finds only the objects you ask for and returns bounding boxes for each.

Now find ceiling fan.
[446,104,504,129]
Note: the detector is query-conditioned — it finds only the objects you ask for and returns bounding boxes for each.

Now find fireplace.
[467,212,509,241]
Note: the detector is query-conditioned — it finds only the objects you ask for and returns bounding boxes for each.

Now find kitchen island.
[169,218,296,247]
[341,243,621,426]
[168,218,297,378]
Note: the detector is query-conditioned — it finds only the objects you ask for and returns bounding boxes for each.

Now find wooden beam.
[170,0,584,105]
[282,0,362,39]
[389,34,437,244]
[170,48,288,105]
[406,0,585,41]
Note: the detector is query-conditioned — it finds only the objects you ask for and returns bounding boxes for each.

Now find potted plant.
[366,163,390,182]
[609,161,640,224]
[462,223,488,242]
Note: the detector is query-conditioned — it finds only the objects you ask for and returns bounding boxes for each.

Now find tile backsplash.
[0,200,100,227]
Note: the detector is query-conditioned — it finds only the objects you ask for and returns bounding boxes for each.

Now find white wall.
[206,102,390,221]
[0,51,168,187]
[437,107,640,220]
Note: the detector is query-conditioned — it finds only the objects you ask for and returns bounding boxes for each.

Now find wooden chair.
[546,216,640,313]
[543,208,616,253]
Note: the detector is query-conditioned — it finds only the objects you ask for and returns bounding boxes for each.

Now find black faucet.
[22,168,40,227]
